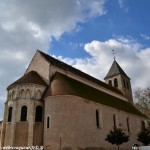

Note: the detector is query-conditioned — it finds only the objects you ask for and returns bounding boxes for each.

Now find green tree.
[105,127,129,150]
[134,87,150,118]
[137,128,150,146]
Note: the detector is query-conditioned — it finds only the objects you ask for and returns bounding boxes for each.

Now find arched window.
[126,82,129,89]
[123,80,126,88]
[20,106,27,121]
[8,107,13,122]
[113,114,116,128]
[108,80,112,86]
[127,117,130,132]
[114,78,118,87]
[141,120,145,130]
[47,116,50,128]
[35,106,43,122]
[26,89,31,99]
[148,122,150,128]
[96,110,100,128]
[20,89,25,99]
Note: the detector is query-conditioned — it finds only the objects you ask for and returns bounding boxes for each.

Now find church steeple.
[104,60,133,103]
[104,60,129,79]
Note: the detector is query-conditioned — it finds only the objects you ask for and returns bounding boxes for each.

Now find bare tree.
[134,87,150,118]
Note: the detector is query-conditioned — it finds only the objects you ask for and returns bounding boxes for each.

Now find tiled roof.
[38,50,123,95]
[7,71,47,89]
[48,72,147,118]
[104,60,129,79]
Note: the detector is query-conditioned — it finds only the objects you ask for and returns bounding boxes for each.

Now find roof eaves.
[38,50,123,96]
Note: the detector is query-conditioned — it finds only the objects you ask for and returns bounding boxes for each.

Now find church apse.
[1,71,47,147]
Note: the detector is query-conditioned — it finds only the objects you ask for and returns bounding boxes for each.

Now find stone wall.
[25,51,50,84]
[0,121,2,147]
[1,83,46,147]
[15,122,28,146]
[48,64,128,102]
[44,95,146,150]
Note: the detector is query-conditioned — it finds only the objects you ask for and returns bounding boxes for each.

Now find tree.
[105,127,129,150]
[137,128,150,146]
[134,87,150,118]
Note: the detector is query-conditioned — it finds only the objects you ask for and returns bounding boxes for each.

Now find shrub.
[105,127,129,150]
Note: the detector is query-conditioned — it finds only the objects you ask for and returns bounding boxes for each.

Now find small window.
[47,116,50,128]
[114,78,118,87]
[148,122,150,128]
[113,114,116,128]
[108,80,112,86]
[20,106,27,121]
[126,82,129,89]
[8,107,13,122]
[141,120,145,130]
[35,106,43,122]
[96,110,100,128]
[127,117,130,132]
[123,80,126,88]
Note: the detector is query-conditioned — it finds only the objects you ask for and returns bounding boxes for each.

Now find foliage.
[134,87,150,118]
[105,127,129,150]
[137,128,150,146]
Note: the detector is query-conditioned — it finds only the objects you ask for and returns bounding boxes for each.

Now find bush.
[105,127,129,150]
[137,128,150,146]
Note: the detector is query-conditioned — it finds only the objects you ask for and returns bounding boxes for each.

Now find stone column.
[0,103,7,147]
[11,100,16,146]
[27,100,34,146]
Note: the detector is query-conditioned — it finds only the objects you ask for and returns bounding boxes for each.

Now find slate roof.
[104,60,129,79]
[49,72,147,118]
[38,50,123,95]
[7,71,47,89]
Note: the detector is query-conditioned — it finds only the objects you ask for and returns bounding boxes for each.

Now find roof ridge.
[38,50,123,95]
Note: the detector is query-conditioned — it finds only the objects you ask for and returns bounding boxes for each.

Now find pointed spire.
[104,60,129,79]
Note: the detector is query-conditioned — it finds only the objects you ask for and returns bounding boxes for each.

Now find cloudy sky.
[0,0,150,118]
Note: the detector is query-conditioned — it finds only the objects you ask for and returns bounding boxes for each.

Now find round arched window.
[114,78,118,87]
[20,105,27,121]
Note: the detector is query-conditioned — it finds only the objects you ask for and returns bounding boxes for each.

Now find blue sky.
[0,0,150,119]
[50,0,150,58]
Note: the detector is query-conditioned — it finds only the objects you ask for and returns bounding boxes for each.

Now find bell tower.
[104,59,133,103]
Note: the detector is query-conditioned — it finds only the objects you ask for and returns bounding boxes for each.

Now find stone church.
[0,50,149,150]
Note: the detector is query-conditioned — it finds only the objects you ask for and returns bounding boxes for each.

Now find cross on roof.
[112,50,116,60]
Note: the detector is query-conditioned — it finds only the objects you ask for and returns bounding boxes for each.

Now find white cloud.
[118,0,129,12]
[59,38,150,100]
[118,0,124,8]
[1,0,148,119]
[141,34,150,40]
[0,0,107,119]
